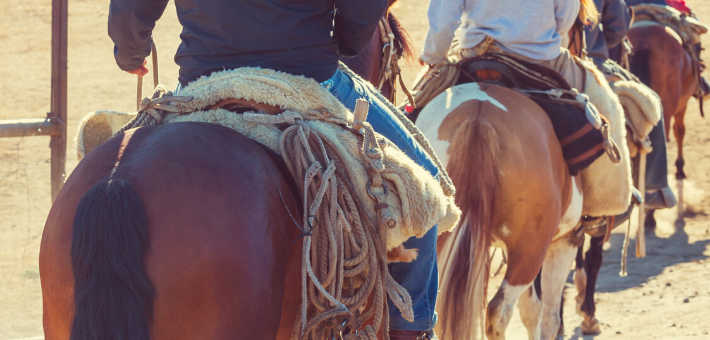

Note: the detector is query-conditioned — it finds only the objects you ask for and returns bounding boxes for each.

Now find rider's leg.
[322,69,439,337]
[645,119,678,209]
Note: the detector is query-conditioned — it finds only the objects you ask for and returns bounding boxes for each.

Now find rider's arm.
[334,0,388,57]
[601,0,632,50]
[553,0,581,37]
[420,0,464,65]
[108,0,169,72]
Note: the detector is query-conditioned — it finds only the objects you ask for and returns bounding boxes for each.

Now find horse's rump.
[42,122,301,339]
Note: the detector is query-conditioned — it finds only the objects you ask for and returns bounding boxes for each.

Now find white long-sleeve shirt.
[421,0,581,64]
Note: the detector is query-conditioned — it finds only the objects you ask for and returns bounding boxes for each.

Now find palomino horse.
[627,24,697,227]
[39,7,415,340]
[415,83,584,340]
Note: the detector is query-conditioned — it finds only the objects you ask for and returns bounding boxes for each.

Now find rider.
[108,0,439,339]
[624,0,710,99]
[586,0,678,211]
[421,0,588,91]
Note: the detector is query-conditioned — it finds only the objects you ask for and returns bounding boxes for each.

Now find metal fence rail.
[0,0,68,201]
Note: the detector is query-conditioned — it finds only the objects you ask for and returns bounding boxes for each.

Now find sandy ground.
[0,0,708,339]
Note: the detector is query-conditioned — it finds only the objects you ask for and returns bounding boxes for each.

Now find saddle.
[459,53,571,91]
[458,53,607,175]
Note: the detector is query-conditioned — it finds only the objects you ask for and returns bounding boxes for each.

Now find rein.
[376,15,416,107]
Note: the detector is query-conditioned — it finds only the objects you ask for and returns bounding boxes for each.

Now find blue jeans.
[321,69,439,331]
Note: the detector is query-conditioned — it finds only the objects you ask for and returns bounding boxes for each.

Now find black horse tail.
[630,48,651,87]
[70,177,154,340]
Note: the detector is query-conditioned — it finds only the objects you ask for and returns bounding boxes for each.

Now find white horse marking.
[540,236,579,339]
[488,280,531,339]
[416,83,508,167]
[554,178,583,240]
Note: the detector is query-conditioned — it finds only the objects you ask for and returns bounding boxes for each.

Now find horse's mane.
[388,12,415,64]
[580,0,599,27]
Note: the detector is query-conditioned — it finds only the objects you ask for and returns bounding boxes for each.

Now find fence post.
[50,0,68,201]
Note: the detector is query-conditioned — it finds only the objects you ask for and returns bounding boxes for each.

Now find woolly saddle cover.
[76,67,461,250]
[578,61,633,217]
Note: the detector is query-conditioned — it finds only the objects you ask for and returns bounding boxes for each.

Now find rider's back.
[422,0,579,63]
[108,0,387,85]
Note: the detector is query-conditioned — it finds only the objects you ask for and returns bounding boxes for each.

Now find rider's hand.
[126,59,149,76]
[418,56,426,66]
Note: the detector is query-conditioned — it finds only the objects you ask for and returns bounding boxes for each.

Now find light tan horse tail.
[436,113,499,340]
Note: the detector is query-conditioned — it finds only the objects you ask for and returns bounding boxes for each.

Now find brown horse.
[415,83,584,340]
[628,25,696,180]
[627,24,697,229]
[39,8,414,340]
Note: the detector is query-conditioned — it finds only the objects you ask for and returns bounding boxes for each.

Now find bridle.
[376,15,415,106]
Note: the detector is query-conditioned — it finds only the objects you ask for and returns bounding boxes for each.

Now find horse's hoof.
[581,316,601,335]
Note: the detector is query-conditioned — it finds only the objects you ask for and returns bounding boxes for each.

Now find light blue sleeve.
[554,0,581,36]
[420,0,466,64]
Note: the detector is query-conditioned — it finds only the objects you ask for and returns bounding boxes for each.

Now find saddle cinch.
[458,53,614,176]
[76,64,461,338]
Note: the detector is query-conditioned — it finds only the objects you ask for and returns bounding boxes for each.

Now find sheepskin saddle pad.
[76,66,462,337]
[460,53,607,176]
[594,59,663,158]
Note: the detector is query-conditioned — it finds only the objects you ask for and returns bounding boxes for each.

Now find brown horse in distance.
[627,24,697,228]
[628,25,697,180]
[39,7,414,340]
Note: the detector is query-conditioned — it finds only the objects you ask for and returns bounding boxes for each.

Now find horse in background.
[627,24,697,227]
[39,5,416,340]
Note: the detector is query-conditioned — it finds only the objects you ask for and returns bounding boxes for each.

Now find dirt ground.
[0,0,708,339]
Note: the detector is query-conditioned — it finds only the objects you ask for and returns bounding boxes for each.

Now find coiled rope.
[243,106,414,340]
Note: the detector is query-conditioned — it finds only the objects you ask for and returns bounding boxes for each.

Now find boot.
[698,77,710,100]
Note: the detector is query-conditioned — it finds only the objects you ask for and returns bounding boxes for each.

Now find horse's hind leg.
[539,234,579,340]
[488,226,556,340]
[573,242,586,315]
[517,283,542,340]
[673,106,688,180]
[487,279,534,340]
[579,236,604,335]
